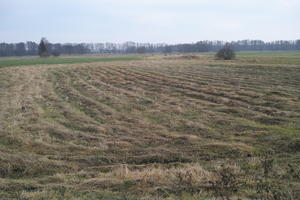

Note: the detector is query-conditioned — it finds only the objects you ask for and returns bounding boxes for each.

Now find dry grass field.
[0,54,300,199]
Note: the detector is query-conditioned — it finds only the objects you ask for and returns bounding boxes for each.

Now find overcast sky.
[1,0,299,43]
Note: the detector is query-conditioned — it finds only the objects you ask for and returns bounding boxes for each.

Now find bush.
[216,45,235,60]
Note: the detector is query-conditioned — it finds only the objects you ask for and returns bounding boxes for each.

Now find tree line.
[1,39,300,57]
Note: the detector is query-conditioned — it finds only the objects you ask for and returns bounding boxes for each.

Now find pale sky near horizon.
[1,0,299,44]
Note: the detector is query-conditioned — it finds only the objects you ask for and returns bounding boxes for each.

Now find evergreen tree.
[38,38,49,57]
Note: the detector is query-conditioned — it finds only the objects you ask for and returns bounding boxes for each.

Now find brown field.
[0,54,300,199]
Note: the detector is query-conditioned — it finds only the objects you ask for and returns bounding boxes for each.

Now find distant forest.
[1,39,300,57]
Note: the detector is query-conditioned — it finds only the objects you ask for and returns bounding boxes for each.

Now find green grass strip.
[0,56,143,67]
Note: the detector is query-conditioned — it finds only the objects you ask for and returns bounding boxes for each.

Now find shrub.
[216,45,235,60]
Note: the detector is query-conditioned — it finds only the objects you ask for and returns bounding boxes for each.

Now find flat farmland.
[0,54,300,199]
[0,56,142,67]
